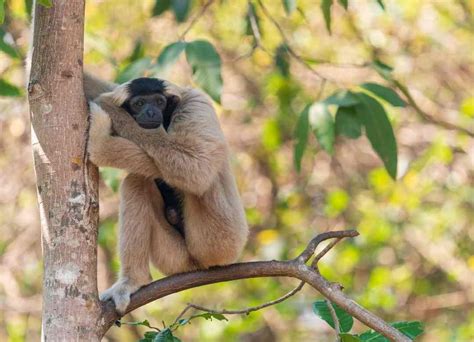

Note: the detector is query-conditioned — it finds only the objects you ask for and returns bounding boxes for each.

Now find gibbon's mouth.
[139,122,162,129]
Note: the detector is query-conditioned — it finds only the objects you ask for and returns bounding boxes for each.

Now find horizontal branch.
[99,230,410,341]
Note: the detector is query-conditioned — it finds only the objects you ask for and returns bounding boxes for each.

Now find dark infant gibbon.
[84,73,249,313]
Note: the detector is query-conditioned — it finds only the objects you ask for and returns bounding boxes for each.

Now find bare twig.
[327,299,341,341]
[312,237,343,266]
[184,281,305,316]
[179,0,216,40]
[256,0,324,79]
[393,80,474,137]
[100,230,410,341]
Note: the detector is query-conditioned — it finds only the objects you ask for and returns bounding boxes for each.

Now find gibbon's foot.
[99,278,145,314]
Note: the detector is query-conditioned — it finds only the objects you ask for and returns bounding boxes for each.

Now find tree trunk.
[28,1,100,340]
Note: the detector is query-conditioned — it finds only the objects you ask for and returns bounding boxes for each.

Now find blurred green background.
[0,0,473,341]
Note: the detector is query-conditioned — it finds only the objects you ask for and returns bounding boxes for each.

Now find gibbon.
[85,73,249,314]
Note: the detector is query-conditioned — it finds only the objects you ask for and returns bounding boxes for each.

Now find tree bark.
[28,1,100,340]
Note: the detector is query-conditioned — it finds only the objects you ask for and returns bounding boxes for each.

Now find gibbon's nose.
[146,109,155,118]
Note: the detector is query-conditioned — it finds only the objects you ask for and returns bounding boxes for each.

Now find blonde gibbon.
[85,74,248,313]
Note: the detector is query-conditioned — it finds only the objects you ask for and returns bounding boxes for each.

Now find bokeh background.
[0,0,473,341]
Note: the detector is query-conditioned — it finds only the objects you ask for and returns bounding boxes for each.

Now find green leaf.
[275,43,290,77]
[335,106,362,138]
[354,92,398,179]
[144,331,159,339]
[359,321,424,341]
[125,319,152,328]
[360,83,406,107]
[0,28,20,59]
[0,0,5,24]
[283,0,296,15]
[153,0,171,16]
[156,41,186,72]
[25,0,33,18]
[321,0,333,33]
[338,0,348,9]
[372,59,393,81]
[193,312,228,322]
[340,334,361,342]
[375,0,385,10]
[171,0,192,22]
[294,105,310,172]
[38,0,53,8]
[324,90,359,107]
[0,79,22,97]
[115,57,152,83]
[309,103,335,154]
[185,40,222,103]
[152,328,181,342]
[313,300,354,333]
[128,40,145,63]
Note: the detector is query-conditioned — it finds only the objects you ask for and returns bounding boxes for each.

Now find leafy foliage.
[38,0,52,8]
[358,321,424,341]
[321,0,333,33]
[313,300,354,333]
[282,0,296,15]
[185,40,223,103]
[0,79,22,97]
[152,0,192,22]
[0,0,4,24]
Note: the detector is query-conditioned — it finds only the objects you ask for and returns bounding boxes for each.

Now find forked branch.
[99,230,410,341]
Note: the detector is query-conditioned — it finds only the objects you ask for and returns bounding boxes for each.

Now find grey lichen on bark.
[28,1,101,340]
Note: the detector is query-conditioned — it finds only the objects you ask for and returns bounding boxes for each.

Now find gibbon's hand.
[99,277,149,314]
[88,102,113,165]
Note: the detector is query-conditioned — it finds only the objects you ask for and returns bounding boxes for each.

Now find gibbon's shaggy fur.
[85,73,248,313]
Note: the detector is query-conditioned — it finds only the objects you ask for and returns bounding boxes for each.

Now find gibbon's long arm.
[83,71,117,101]
[94,88,227,196]
[88,103,163,179]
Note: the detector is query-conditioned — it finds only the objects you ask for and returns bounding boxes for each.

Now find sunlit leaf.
[0,0,5,24]
[124,319,152,328]
[0,28,19,59]
[335,106,362,138]
[340,334,361,342]
[171,0,192,22]
[324,90,359,107]
[0,79,22,97]
[153,0,171,16]
[262,118,281,151]
[360,83,406,107]
[156,41,186,71]
[185,40,222,103]
[313,300,354,333]
[115,57,152,83]
[193,312,228,321]
[294,105,310,172]
[338,0,348,10]
[321,0,333,33]
[38,0,53,8]
[460,97,474,117]
[275,43,290,77]
[283,0,296,15]
[355,92,397,179]
[309,102,335,154]
[359,321,424,341]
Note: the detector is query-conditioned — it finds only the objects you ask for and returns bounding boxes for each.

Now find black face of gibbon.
[122,78,179,130]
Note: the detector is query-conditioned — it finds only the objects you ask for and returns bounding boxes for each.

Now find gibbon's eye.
[135,99,145,107]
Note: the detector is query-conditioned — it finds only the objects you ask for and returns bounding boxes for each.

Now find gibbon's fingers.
[99,278,142,314]
[87,106,162,178]
[89,102,112,137]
